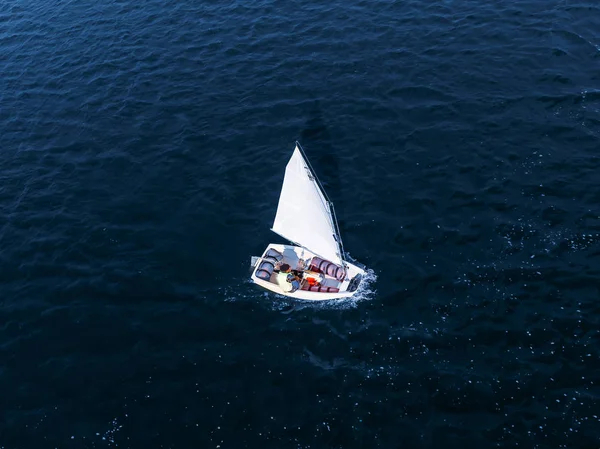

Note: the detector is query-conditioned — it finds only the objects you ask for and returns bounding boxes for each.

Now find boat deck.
[251,243,365,300]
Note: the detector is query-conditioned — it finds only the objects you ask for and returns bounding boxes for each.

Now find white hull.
[250,244,365,301]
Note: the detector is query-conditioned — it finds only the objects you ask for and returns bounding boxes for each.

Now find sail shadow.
[299,101,343,212]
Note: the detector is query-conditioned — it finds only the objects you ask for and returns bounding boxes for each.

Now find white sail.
[271,144,343,267]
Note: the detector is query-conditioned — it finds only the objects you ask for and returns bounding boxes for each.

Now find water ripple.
[1,0,600,447]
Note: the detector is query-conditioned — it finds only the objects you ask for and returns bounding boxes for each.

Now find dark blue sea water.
[2,0,600,447]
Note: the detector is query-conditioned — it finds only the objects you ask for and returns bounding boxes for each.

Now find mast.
[295,141,346,265]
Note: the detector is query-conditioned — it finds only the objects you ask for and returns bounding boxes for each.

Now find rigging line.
[295,141,346,263]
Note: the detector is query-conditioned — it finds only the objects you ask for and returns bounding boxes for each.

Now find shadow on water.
[299,101,343,210]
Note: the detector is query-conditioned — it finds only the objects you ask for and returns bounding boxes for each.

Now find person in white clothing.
[276,264,301,292]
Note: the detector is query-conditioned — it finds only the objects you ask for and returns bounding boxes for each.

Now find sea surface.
[1,0,600,447]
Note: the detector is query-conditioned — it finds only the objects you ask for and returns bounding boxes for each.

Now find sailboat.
[250,142,366,300]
